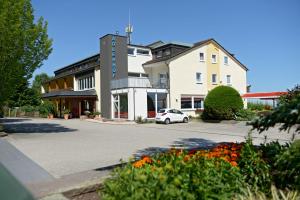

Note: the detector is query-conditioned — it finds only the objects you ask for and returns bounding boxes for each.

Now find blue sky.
[31,0,300,92]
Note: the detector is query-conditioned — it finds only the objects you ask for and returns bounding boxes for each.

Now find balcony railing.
[110,77,169,89]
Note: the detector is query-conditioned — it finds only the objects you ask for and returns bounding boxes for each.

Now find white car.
[155,108,189,124]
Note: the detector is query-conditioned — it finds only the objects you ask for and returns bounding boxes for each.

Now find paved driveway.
[0,118,297,179]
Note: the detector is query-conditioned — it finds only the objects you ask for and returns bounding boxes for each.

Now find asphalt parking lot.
[0,117,297,180]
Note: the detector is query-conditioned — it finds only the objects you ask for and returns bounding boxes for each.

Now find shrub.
[238,138,271,194]
[21,105,37,113]
[203,86,243,120]
[247,102,265,111]
[102,144,247,200]
[38,101,55,117]
[236,109,256,121]
[63,109,70,115]
[273,140,300,191]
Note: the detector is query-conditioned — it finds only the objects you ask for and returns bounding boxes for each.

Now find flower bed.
[101,139,300,200]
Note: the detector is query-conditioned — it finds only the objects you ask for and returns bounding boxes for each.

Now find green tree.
[0,0,52,107]
[7,79,41,107]
[32,73,51,94]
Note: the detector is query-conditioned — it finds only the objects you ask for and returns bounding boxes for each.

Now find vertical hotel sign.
[111,36,116,78]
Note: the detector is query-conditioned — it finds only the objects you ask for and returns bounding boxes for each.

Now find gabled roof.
[143,38,248,71]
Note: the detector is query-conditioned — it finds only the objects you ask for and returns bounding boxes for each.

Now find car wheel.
[164,118,170,125]
[183,117,188,123]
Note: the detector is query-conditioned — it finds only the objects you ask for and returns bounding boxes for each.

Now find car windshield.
[158,109,165,113]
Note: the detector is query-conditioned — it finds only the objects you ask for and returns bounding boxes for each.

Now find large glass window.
[147,93,156,118]
[147,92,167,118]
[194,98,203,109]
[181,96,203,109]
[78,75,95,90]
[181,97,192,109]
[137,49,149,55]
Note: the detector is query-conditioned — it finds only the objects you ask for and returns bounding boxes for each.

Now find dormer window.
[156,50,162,58]
[164,49,171,56]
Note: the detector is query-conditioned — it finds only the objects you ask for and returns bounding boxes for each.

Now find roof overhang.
[42,89,97,99]
[242,92,287,99]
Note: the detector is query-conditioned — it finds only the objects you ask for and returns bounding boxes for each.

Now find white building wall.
[169,45,208,111]
[94,67,101,112]
[128,47,152,74]
[219,50,247,94]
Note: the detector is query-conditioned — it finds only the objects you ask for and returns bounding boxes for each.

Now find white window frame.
[77,74,95,91]
[212,74,217,84]
[226,75,231,85]
[211,54,217,64]
[199,52,205,62]
[224,56,229,65]
[196,72,202,84]
[180,96,204,110]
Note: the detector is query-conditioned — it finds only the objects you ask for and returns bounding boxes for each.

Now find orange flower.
[230,161,238,167]
[142,156,153,164]
[184,155,190,161]
[133,160,145,168]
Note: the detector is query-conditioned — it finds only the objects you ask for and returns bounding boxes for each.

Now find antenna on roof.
[125,9,133,44]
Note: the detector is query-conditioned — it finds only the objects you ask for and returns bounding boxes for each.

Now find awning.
[242,92,287,99]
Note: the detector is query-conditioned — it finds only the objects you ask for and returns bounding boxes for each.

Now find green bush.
[273,140,300,191]
[247,102,265,111]
[21,105,37,113]
[238,138,271,194]
[236,109,256,121]
[202,86,244,120]
[102,152,246,199]
[38,101,55,117]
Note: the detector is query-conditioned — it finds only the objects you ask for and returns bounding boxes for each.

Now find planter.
[94,115,102,120]
[48,114,54,119]
[64,114,69,120]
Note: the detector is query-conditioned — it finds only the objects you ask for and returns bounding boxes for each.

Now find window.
[156,50,162,58]
[128,72,140,77]
[181,96,204,109]
[211,54,217,63]
[199,52,205,61]
[196,72,202,83]
[226,75,231,84]
[128,48,135,55]
[212,74,217,84]
[164,49,171,56]
[194,98,203,109]
[78,75,95,90]
[181,97,192,109]
[224,56,228,65]
[137,49,149,55]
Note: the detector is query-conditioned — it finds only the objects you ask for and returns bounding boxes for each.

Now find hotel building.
[42,34,248,120]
